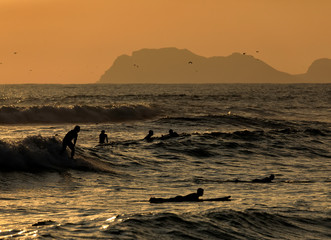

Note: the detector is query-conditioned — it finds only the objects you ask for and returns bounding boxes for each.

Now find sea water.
[0,84,330,239]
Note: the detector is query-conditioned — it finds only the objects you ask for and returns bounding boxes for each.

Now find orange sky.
[1,0,331,84]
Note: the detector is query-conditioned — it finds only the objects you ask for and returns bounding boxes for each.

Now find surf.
[0,104,160,124]
[0,135,117,173]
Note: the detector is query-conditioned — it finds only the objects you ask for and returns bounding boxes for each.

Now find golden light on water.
[106,216,118,222]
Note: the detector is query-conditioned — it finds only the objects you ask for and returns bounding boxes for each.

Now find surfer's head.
[197,188,204,196]
[101,130,105,134]
[269,174,275,180]
[74,125,80,132]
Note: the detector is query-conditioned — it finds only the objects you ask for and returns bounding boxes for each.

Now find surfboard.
[199,196,231,202]
[149,196,231,203]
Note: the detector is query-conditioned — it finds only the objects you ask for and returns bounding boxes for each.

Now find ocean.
[0,84,330,239]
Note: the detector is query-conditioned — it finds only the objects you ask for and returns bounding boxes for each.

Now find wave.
[4,209,329,239]
[103,209,331,239]
[158,114,331,131]
[105,210,331,239]
[0,104,160,124]
[158,114,292,128]
[144,127,330,160]
[150,127,328,144]
[0,135,115,173]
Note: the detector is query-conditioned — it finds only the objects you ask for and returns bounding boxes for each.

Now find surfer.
[169,129,179,137]
[160,129,179,140]
[149,188,204,203]
[144,130,154,142]
[99,130,108,144]
[61,125,80,159]
[252,174,275,183]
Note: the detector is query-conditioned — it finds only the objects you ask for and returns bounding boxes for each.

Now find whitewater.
[0,84,330,239]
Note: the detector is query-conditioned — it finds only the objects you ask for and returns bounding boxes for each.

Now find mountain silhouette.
[297,58,331,83]
[98,48,330,83]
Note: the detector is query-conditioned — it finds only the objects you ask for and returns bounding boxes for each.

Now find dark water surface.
[0,84,330,239]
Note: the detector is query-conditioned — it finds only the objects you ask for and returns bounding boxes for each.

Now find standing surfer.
[61,125,80,159]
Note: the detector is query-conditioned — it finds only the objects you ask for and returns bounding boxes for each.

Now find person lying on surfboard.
[252,174,275,183]
[150,188,203,203]
[160,129,179,140]
[149,188,231,203]
[144,130,154,142]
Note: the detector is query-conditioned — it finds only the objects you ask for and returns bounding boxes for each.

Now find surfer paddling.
[150,188,204,203]
[149,188,231,203]
[252,174,275,183]
[160,129,179,140]
[61,125,80,159]
[232,174,275,183]
[144,130,154,142]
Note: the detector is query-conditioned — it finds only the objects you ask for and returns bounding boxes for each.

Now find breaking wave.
[0,104,160,124]
[0,136,115,173]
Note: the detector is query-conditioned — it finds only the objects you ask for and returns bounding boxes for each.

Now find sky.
[1,0,331,84]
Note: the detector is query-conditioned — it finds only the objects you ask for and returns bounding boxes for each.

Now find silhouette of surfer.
[169,129,179,137]
[160,129,179,140]
[232,174,275,183]
[61,125,80,159]
[149,188,204,203]
[252,174,275,183]
[99,130,108,144]
[144,130,154,142]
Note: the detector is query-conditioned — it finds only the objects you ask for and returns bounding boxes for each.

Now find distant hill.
[296,58,331,83]
[98,48,330,83]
